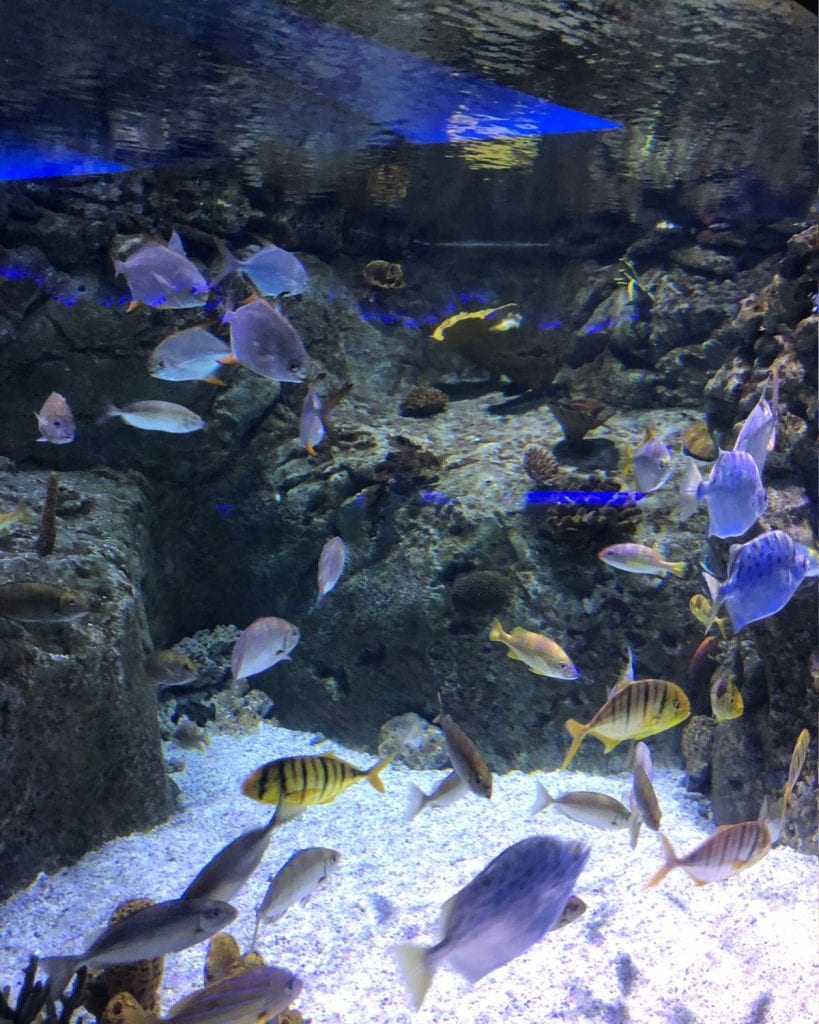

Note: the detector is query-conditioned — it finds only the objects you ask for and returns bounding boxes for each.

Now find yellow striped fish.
[241,752,393,809]
[646,821,772,888]
[784,727,810,806]
[561,679,690,770]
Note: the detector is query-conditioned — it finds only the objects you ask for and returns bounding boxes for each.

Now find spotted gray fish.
[114,231,209,310]
[222,298,309,382]
[165,964,302,1024]
[182,812,279,903]
[392,835,589,1009]
[679,449,767,538]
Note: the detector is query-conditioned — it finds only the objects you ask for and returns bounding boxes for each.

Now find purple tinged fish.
[316,536,347,605]
[222,298,309,382]
[702,529,818,634]
[299,386,325,455]
[231,616,300,680]
[679,449,767,538]
[625,428,672,492]
[213,241,309,297]
[35,392,75,444]
[734,369,778,472]
[99,400,205,434]
[148,327,230,383]
[165,964,302,1024]
[114,231,209,309]
[181,811,279,903]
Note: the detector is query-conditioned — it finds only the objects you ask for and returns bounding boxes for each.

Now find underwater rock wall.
[0,468,173,899]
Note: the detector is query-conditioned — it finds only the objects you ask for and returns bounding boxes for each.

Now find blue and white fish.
[148,327,230,385]
[114,231,209,310]
[213,241,309,298]
[702,530,819,633]
[99,400,205,434]
[733,369,779,473]
[231,616,301,680]
[679,449,767,538]
[316,536,347,605]
[222,298,309,383]
[623,427,672,492]
[299,385,325,456]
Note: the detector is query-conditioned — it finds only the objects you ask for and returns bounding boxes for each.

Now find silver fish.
[182,812,279,903]
[166,965,303,1024]
[316,536,346,605]
[231,616,300,680]
[702,529,818,633]
[35,391,75,444]
[734,370,778,472]
[405,771,468,822]
[99,400,205,434]
[679,449,767,538]
[299,385,325,455]
[148,327,230,383]
[252,846,341,949]
[627,431,672,492]
[392,835,590,1009]
[213,241,309,297]
[530,783,630,830]
[222,298,309,383]
[41,896,236,997]
[114,231,209,309]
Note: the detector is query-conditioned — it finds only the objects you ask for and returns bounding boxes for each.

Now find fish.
[488,620,579,680]
[734,369,778,472]
[530,783,630,830]
[430,304,523,345]
[391,834,589,1009]
[433,712,492,798]
[146,649,199,689]
[114,231,209,310]
[552,894,587,929]
[35,392,75,444]
[710,671,744,722]
[148,327,230,385]
[561,679,691,770]
[230,616,300,680]
[299,385,325,456]
[405,771,468,822]
[221,297,309,383]
[598,543,686,579]
[689,594,728,639]
[251,846,341,949]
[688,634,720,691]
[99,400,205,434]
[679,449,767,538]
[0,582,87,622]
[623,427,672,492]
[40,896,237,997]
[783,727,810,808]
[629,763,662,849]
[316,536,347,605]
[212,241,309,298]
[241,751,393,809]
[702,529,818,633]
[646,821,771,888]
[0,500,34,533]
[173,718,209,751]
[182,812,279,903]
[608,644,635,698]
[165,964,303,1024]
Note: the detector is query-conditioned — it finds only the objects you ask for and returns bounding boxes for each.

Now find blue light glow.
[525,491,647,507]
[0,132,132,182]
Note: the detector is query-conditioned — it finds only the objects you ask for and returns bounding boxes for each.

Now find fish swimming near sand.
[0,582,87,622]
[316,536,347,605]
[181,811,280,903]
[530,784,630,830]
[222,297,309,383]
[434,712,492,798]
[733,369,778,473]
[165,964,303,1024]
[646,821,771,888]
[391,834,589,1009]
[623,427,672,493]
[114,231,209,310]
[299,385,325,456]
[679,449,767,538]
[251,846,341,949]
[702,529,818,634]
[629,762,662,849]
[405,771,468,822]
[40,896,237,997]
[561,679,690,770]
[212,241,309,298]
[230,616,300,680]
[598,543,686,579]
[0,500,34,533]
[148,327,230,385]
[784,728,810,808]
[99,400,205,434]
[489,620,578,680]
[241,752,393,810]
[35,392,75,444]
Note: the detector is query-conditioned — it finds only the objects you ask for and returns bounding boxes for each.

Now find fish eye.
[53,419,61,427]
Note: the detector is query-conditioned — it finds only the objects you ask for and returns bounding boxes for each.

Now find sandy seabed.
[0,724,816,1024]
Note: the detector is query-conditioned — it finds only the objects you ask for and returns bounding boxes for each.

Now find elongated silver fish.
[530,783,630,830]
[182,812,279,903]
[99,400,205,434]
[252,847,341,949]
[166,965,303,1024]
[392,835,590,1009]
[40,897,237,997]
[405,771,468,822]
[148,327,230,384]
[231,616,300,680]
[114,231,209,310]
[222,298,309,382]
[35,391,75,444]
[679,449,767,538]
[316,536,347,605]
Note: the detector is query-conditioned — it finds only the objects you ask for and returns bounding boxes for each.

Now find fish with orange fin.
[114,231,209,310]
[221,293,309,382]
[148,327,230,387]
[646,821,771,888]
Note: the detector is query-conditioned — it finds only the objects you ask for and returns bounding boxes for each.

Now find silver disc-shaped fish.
[231,616,301,680]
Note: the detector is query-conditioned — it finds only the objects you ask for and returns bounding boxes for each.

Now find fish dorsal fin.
[726,543,742,576]
[167,230,186,256]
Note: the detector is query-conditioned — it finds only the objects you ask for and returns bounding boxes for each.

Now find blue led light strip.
[0,132,133,182]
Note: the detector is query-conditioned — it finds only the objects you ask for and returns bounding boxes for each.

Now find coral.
[681,420,717,461]
[34,472,58,556]
[83,900,164,1019]
[362,260,404,289]
[450,570,513,615]
[549,397,614,445]
[378,712,449,770]
[681,715,715,793]
[522,446,560,487]
[0,955,86,1024]
[536,473,641,545]
[399,386,449,419]
[277,1012,311,1024]
[204,934,241,986]
[99,993,157,1024]
[374,436,442,494]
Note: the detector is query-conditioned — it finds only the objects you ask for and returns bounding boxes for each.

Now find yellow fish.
[241,752,392,810]
[783,727,810,808]
[0,500,34,533]
[689,594,728,639]
[710,672,744,722]
[561,679,690,770]
[489,620,578,680]
[646,821,771,888]
[430,304,522,345]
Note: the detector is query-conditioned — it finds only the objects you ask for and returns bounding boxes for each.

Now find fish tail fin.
[560,720,587,770]
[366,752,395,793]
[488,618,505,642]
[622,444,634,479]
[679,460,703,522]
[645,832,679,888]
[16,500,34,524]
[405,783,427,822]
[628,809,642,850]
[39,956,81,998]
[529,781,554,817]
[112,257,125,277]
[391,943,435,1010]
[200,375,227,387]
[209,241,239,289]
[218,353,239,366]
[668,560,687,579]
[701,572,723,631]
[97,403,119,426]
